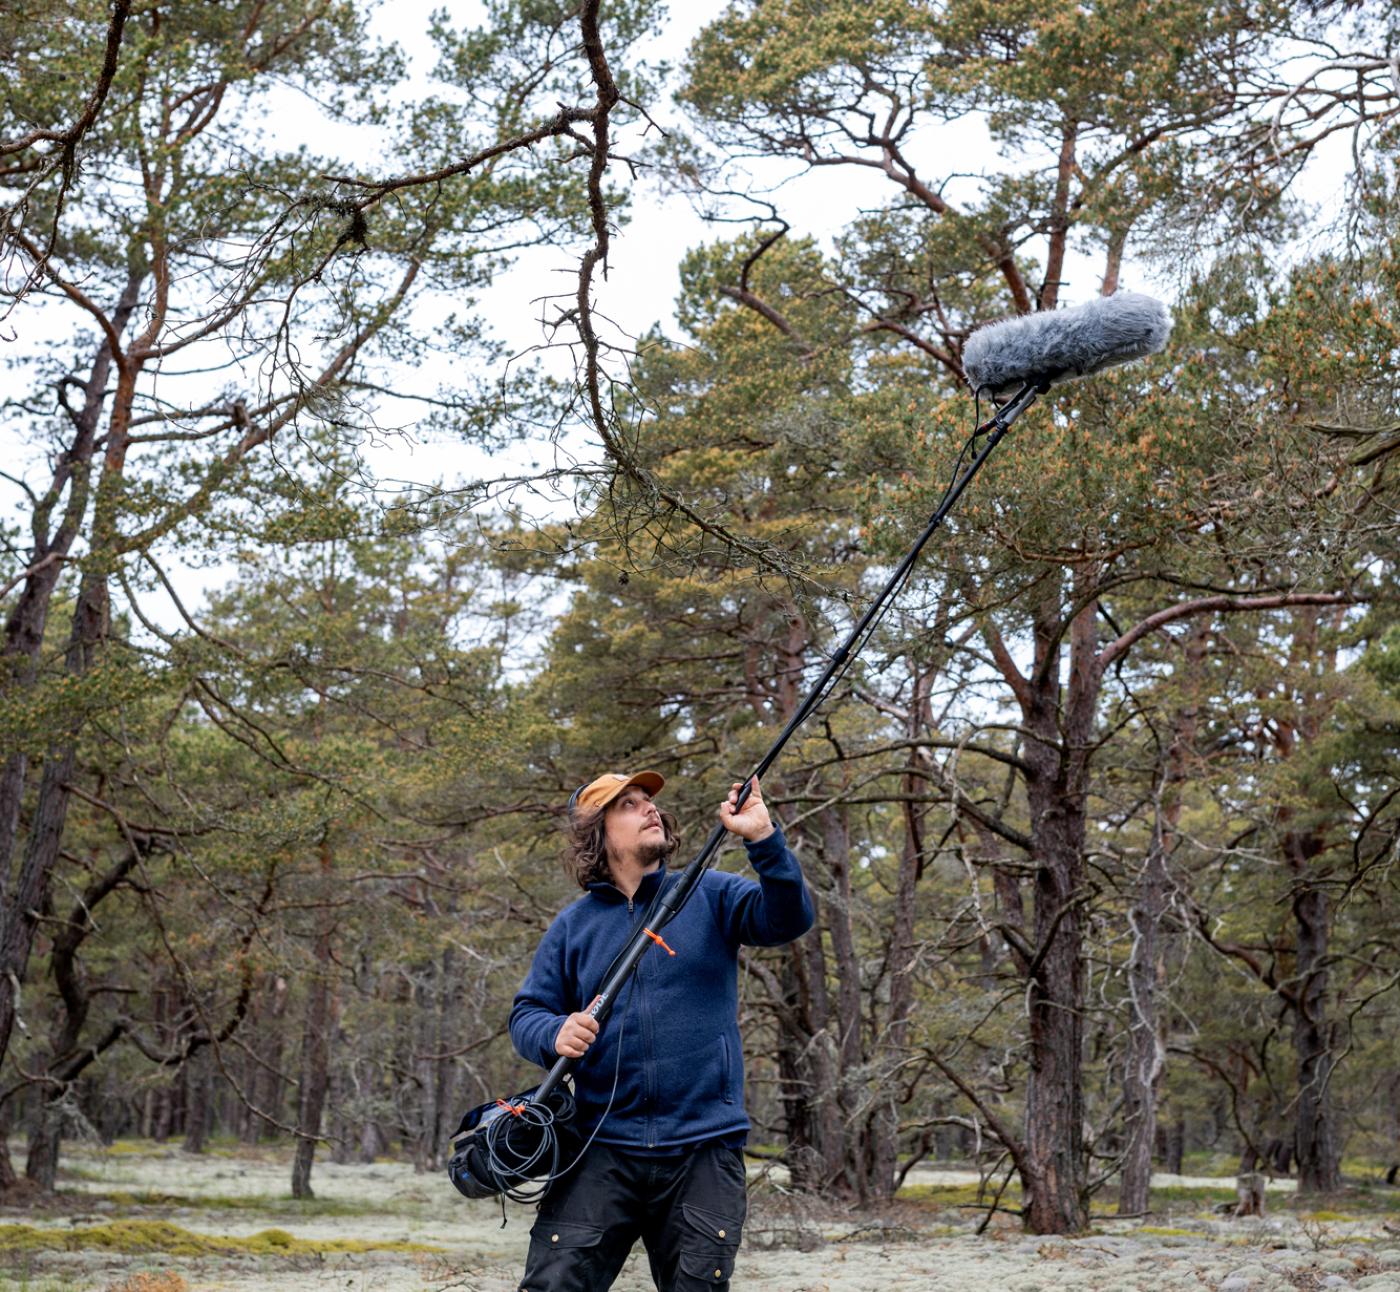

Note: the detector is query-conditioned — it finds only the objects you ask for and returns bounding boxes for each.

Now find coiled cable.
[458,977,634,1206]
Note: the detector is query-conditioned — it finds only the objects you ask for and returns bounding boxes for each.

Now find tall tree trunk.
[290,965,332,1198]
[1020,802,1087,1234]
[775,888,844,1193]
[152,1081,174,1142]
[1164,1113,1185,1175]
[257,976,290,1140]
[0,274,142,1072]
[183,1048,212,1154]
[412,967,434,1172]
[1277,608,1343,1193]
[1015,591,1096,1234]
[24,1098,62,1191]
[1117,840,1167,1216]
[428,943,457,1170]
[1118,624,1204,1214]
[1,520,120,1072]
[239,1017,263,1145]
[1293,881,1341,1192]
[872,666,936,1199]
[818,805,872,1200]
[1038,118,1079,311]
[0,1104,17,1190]
[22,849,138,1189]
[0,741,83,1068]
[291,836,336,1199]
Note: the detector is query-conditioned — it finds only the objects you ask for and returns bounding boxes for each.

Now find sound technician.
[509,770,815,1291]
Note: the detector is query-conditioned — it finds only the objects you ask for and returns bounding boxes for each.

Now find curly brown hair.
[563,803,683,890]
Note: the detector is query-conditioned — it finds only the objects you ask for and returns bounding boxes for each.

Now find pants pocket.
[676,1200,742,1290]
[677,1247,736,1287]
[522,1218,606,1291]
[680,1201,743,1246]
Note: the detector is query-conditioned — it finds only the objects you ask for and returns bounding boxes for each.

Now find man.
[509,770,814,1292]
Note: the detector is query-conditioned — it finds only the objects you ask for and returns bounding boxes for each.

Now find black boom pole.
[530,377,1047,1108]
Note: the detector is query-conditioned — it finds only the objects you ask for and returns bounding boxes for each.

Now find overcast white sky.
[348,0,1055,498]
[2,1,1359,632]
[311,0,1357,476]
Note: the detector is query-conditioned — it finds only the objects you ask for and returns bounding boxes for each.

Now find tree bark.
[24,1101,62,1191]
[1293,882,1341,1192]
[182,1048,212,1154]
[22,847,139,1188]
[1164,1113,1185,1175]
[775,887,845,1193]
[1014,586,1095,1234]
[290,964,332,1198]
[257,976,290,1140]
[290,837,336,1199]
[874,666,935,1199]
[0,1104,17,1190]
[0,273,142,1071]
[1282,607,1343,1195]
[427,943,458,1170]
[1117,839,1168,1216]
[1020,798,1087,1233]
[412,967,435,1172]
[817,805,871,1197]
[1038,118,1079,311]
[1118,624,1205,1214]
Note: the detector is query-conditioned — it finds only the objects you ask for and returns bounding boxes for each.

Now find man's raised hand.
[718,776,776,843]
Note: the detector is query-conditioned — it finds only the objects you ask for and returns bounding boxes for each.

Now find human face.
[603,786,666,869]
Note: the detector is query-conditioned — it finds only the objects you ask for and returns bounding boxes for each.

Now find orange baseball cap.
[570,770,665,817]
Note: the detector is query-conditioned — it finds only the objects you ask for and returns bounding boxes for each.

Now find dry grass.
[105,1274,188,1292]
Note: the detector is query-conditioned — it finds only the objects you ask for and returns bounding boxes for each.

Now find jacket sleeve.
[724,826,815,947]
[509,917,573,1070]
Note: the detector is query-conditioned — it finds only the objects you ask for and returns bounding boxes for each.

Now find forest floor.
[1,1140,1399,1292]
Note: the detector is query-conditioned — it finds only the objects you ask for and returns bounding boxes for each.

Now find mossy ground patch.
[0,1218,439,1257]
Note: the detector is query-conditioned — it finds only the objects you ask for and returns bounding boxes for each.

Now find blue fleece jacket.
[509,827,814,1150]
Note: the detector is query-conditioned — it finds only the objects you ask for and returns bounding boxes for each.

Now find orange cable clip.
[495,1098,526,1117]
[642,927,676,956]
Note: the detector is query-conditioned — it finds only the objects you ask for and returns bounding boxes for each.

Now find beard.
[638,835,672,867]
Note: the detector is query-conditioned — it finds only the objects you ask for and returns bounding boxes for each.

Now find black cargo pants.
[518,1140,747,1292]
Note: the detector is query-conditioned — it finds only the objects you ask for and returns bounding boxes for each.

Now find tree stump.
[1234,1171,1266,1217]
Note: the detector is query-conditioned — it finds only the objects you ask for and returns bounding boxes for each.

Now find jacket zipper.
[608,887,657,1147]
[625,892,657,1146]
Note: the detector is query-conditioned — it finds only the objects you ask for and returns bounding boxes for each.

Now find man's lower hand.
[555,1011,599,1059]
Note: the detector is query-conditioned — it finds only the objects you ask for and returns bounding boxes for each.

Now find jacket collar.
[586,864,667,905]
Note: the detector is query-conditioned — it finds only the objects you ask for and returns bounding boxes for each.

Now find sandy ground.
[1,1142,1397,1292]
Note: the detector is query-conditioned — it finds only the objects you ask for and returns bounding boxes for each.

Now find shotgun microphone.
[962,292,1172,398]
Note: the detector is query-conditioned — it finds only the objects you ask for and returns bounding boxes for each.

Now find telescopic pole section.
[531,379,1046,1107]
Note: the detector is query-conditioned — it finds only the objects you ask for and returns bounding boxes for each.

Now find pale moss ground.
[1,1140,1398,1291]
